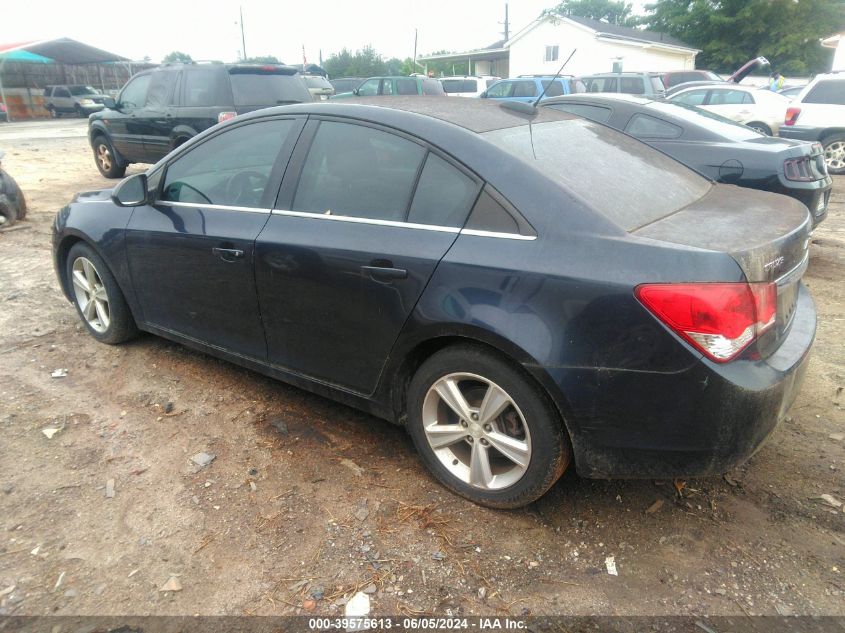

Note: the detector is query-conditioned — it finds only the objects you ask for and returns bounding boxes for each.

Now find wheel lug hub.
[466,436,473,443]
[460,420,468,428]
[471,413,478,421]
[480,438,489,446]
[483,424,492,432]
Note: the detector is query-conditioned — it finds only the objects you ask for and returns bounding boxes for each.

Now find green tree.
[242,55,282,64]
[323,46,388,78]
[548,0,635,26]
[162,51,193,64]
[641,0,844,75]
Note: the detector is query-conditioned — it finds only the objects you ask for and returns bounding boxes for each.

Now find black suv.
[89,63,313,177]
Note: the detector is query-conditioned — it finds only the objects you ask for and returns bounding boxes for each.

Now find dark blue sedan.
[52,98,815,507]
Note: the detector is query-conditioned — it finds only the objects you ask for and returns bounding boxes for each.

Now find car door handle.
[361,265,407,280]
[212,247,245,262]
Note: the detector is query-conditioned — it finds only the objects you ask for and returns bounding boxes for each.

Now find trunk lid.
[634,185,811,356]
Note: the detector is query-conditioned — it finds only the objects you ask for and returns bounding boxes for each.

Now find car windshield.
[482,119,711,231]
[228,71,312,105]
[644,100,763,140]
[69,86,98,96]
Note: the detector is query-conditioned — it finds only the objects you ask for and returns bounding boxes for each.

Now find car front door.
[254,118,481,394]
[701,88,754,123]
[110,73,153,162]
[356,78,380,96]
[125,116,305,359]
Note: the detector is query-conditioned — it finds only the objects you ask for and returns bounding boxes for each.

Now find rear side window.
[650,76,665,92]
[546,103,612,123]
[396,79,418,95]
[804,80,845,105]
[513,81,537,98]
[183,69,222,107]
[292,121,426,221]
[119,75,151,109]
[55,87,71,98]
[442,79,478,93]
[408,154,479,227]
[160,119,296,208]
[483,119,710,231]
[625,113,682,139]
[229,71,312,106]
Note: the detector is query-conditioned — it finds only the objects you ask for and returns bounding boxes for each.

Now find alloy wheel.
[71,257,110,333]
[96,143,112,172]
[421,372,532,490]
[824,141,845,170]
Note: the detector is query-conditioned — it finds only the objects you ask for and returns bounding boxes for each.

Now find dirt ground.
[0,118,843,618]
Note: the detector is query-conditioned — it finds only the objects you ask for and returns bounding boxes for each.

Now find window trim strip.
[157,200,272,214]
[271,209,537,240]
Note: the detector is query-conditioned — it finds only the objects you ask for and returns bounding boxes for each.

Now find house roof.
[564,15,694,50]
[0,38,129,64]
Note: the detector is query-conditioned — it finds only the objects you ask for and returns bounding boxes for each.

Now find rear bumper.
[779,126,823,143]
[773,177,831,228]
[533,284,816,478]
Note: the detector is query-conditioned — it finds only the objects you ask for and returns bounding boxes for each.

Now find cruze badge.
[764,256,785,272]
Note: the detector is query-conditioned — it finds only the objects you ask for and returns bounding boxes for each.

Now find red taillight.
[784,156,815,181]
[218,111,237,124]
[0,103,6,112]
[635,283,777,362]
[784,107,801,126]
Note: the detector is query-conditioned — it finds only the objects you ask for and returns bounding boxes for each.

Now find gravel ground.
[0,119,843,618]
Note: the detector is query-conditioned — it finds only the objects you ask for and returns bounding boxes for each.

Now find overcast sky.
[3,0,646,65]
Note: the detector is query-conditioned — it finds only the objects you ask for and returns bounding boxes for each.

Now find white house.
[420,13,699,78]
[821,32,845,71]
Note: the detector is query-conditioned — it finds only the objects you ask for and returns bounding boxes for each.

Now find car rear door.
[125,116,305,359]
[110,73,153,162]
[139,69,180,161]
[53,87,72,112]
[702,88,755,123]
[254,118,482,394]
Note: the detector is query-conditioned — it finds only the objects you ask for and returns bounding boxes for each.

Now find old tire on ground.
[92,135,126,179]
[822,133,845,175]
[406,345,571,508]
[65,242,138,344]
[0,169,26,225]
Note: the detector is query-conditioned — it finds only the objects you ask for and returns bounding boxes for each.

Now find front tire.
[406,345,571,508]
[66,242,137,344]
[92,135,126,178]
[822,133,845,175]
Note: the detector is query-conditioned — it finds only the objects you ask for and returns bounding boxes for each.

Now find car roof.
[581,72,655,77]
[544,93,654,106]
[239,96,575,134]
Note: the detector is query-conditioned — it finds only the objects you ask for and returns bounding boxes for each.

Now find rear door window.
[292,121,426,221]
[183,69,221,107]
[160,119,297,207]
[619,77,644,94]
[145,71,177,108]
[804,80,845,105]
[513,81,537,98]
[381,79,395,95]
[487,81,514,98]
[229,70,312,106]
[541,80,565,97]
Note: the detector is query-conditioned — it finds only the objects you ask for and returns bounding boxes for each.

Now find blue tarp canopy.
[0,38,128,64]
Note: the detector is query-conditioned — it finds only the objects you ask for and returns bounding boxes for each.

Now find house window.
[544,45,559,62]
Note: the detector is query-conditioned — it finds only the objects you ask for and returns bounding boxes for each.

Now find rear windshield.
[482,119,710,231]
[229,72,312,105]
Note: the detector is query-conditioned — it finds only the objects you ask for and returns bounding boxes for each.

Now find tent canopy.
[0,38,129,64]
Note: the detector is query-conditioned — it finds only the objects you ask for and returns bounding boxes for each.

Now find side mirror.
[479,91,488,99]
[111,173,148,207]
[353,88,360,96]
[103,97,117,109]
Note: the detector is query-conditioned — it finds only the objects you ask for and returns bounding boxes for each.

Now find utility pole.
[500,2,509,42]
[413,28,418,72]
[239,6,247,60]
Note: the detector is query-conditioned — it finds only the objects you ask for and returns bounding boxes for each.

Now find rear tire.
[66,242,138,344]
[406,345,571,508]
[92,135,126,179]
[822,133,845,175]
